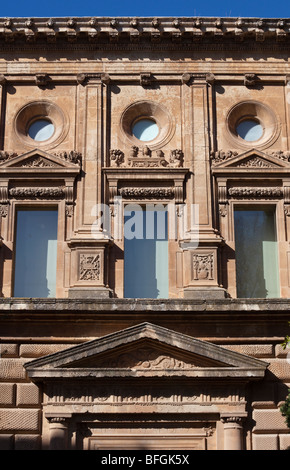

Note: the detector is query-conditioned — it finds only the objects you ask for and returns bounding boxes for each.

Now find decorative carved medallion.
[192,253,214,281]
[79,254,100,281]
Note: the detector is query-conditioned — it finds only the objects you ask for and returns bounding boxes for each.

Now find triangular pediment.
[25,323,268,380]
[213,148,290,169]
[0,149,81,171]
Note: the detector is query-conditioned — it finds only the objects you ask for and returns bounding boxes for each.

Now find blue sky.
[0,0,289,19]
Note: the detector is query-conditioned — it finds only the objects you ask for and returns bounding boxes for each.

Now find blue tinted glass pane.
[236,120,263,141]
[28,120,54,141]
[124,208,168,299]
[14,210,58,298]
[234,209,280,298]
[132,119,159,141]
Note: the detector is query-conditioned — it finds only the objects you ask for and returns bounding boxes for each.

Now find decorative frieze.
[46,383,245,406]
[228,187,283,198]
[119,187,174,199]
[9,187,65,198]
[109,146,183,168]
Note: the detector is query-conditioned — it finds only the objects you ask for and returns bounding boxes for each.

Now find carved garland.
[9,187,65,198]
[228,187,283,198]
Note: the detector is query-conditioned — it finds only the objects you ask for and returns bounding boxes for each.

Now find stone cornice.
[0,17,289,46]
[0,297,290,314]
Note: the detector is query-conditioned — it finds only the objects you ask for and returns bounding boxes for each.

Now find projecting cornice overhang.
[0,17,289,46]
[24,322,268,381]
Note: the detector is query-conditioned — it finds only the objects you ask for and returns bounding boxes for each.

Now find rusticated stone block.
[14,434,41,450]
[16,383,40,406]
[267,359,290,380]
[0,359,27,381]
[275,344,290,358]
[279,434,290,450]
[253,434,279,450]
[0,409,40,431]
[0,383,15,406]
[20,343,75,358]
[0,344,18,357]
[224,344,274,358]
[0,434,13,450]
[253,409,288,431]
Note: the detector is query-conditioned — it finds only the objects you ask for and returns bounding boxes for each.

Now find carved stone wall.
[0,15,290,452]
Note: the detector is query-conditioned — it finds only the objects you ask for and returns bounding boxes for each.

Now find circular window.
[14,100,69,150]
[236,119,263,142]
[132,119,159,142]
[226,101,280,149]
[28,119,55,141]
[120,100,175,149]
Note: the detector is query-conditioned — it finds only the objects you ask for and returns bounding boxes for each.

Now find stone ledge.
[0,297,290,314]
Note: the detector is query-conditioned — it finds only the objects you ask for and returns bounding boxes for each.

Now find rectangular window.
[234,207,280,298]
[13,208,58,298]
[124,205,168,299]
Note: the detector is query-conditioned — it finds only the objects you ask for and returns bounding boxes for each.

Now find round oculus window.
[132,119,159,142]
[236,119,263,142]
[28,119,55,142]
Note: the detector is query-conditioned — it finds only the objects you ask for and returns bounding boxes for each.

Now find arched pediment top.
[24,322,268,381]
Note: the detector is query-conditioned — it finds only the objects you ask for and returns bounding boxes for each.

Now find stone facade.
[0,16,290,451]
